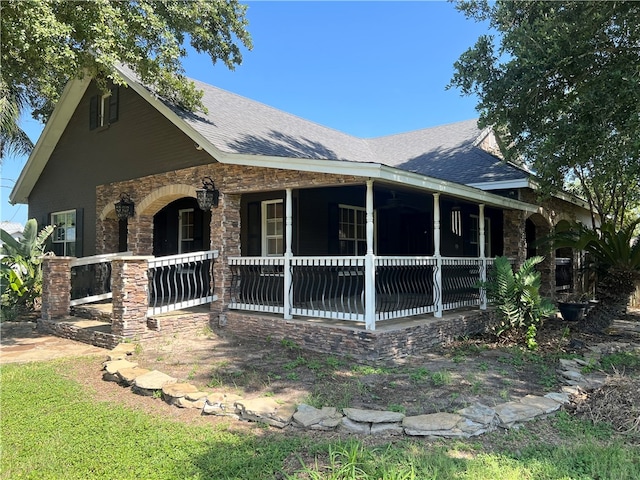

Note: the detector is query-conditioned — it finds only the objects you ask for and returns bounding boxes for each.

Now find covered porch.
[226,179,527,331]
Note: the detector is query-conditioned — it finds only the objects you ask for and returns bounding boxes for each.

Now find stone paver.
[1,321,107,364]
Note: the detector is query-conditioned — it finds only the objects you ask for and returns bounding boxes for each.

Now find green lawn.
[1,360,638,479]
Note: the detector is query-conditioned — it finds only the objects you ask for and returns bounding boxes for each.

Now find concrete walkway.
[0,321,107,364]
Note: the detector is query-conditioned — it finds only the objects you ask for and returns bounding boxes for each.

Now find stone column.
[128,215,154,255]
[502,209,527,268]
[41,256,73,320]
[110,256,152,338]
[210,193,241,316]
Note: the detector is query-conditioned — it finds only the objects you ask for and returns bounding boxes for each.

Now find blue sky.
[1,1,489,226]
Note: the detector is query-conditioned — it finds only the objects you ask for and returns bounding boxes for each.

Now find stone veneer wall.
[221,310,496,364]
[41,256,73,321]
[95,163,363,256]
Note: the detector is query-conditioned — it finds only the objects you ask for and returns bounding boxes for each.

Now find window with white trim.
[470,214,491,257]
[339,205,367,255]
[178,208,195,254]
[262,200,283,256]
[51,210,76,256]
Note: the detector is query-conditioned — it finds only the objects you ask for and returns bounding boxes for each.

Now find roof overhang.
[11,65,537,214]
[467,179,531,190]
[10,75,92,204]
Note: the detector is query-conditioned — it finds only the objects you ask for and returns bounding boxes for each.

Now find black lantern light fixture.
[114,193,135,220]
[196,176,220,210]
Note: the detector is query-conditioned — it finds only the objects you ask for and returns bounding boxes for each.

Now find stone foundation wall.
[142,311,211,341]
[37,318,123,349]
[220,310,496,364]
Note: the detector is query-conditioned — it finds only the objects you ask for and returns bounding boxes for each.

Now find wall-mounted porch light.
[196,176,220,210]
[114,193,135,220]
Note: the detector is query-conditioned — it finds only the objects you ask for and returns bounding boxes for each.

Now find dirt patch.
[106,310,640,418]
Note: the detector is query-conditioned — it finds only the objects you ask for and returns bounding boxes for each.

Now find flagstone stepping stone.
[456,403,496,425]
[103,359,138,374]
[494,401,544,427]
[402,412,462,436]
[343,408,404,424]
[340,417,371,434]
[544,392,570,404]
[162,382,200,405]
[370,422,404,435]
[117,367,150,386]
[235,397,295,428]
[293,404,342,428]
[132,370,176,396]
[520,395,562,414]
[202,393,243,416]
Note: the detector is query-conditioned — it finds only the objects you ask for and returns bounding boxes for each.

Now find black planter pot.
[558,302,588,321]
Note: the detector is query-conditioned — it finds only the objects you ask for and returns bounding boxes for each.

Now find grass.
[2,360,640,480]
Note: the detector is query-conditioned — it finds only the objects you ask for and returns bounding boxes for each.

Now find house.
[0,221,24,243]
[10,65,592,359]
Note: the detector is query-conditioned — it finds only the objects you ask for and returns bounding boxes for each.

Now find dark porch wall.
[439,198,504,257]
[28,80,216,256]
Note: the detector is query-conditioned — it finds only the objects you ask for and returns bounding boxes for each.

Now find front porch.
[39,244,499,361]
[37,298,494,362]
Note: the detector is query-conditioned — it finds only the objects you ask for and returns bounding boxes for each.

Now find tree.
[0,0,252,152]
[0,80,34,160]
[1,219,54,319]
[449,1,640,228]
[552,219,640,332]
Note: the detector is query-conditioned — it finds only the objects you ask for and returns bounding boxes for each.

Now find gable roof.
[10,65,537,213]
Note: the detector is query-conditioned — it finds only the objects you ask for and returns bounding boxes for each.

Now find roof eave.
[219,152,538,212]
[10,76,92,205]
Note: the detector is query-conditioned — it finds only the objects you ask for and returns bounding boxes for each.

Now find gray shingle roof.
[159,74,530,186]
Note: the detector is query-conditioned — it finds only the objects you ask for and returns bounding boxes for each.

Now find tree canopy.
[450,0,640,227]
[0,0,252,156]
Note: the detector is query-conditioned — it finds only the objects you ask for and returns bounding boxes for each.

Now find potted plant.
[557,292,589,321]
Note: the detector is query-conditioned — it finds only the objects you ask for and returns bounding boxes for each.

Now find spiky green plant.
[552,219,640,331]
[0,218,54,319]
[482,256,556,349]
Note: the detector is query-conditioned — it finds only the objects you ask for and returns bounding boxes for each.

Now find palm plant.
[1,219,54,319]
[552,219,640,331]
[482,256,556,349]
[0,80,34,160]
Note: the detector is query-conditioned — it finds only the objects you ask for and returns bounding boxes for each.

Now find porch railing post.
[433,193,443,317]
[41,256,73,321]
[284,188,293,320]
[364,179,376,330]
[479,203,487,310]
[111,256,152,339]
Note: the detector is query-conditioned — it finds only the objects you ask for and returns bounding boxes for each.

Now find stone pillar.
[41,256,73,320]
[111,256,152,338]
[210,193,241,316]
[502,209,527,268]
[97,218,119,254]
[128,215,154,255]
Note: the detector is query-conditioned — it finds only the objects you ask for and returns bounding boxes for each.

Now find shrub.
[482,256,556,349]
[0,219,54,320]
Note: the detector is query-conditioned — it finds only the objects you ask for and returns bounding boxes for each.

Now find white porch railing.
[70,252,132,307]
[228,255,490,329]
[147,250,218,315]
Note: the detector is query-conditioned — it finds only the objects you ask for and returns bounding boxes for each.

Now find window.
[339,205,367,255]
[470,215,491,257]
[89,86,119,130]
[51,210,77,256]
[178,208,195,254]
[262,200,283,256]
[451,207,462,236]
